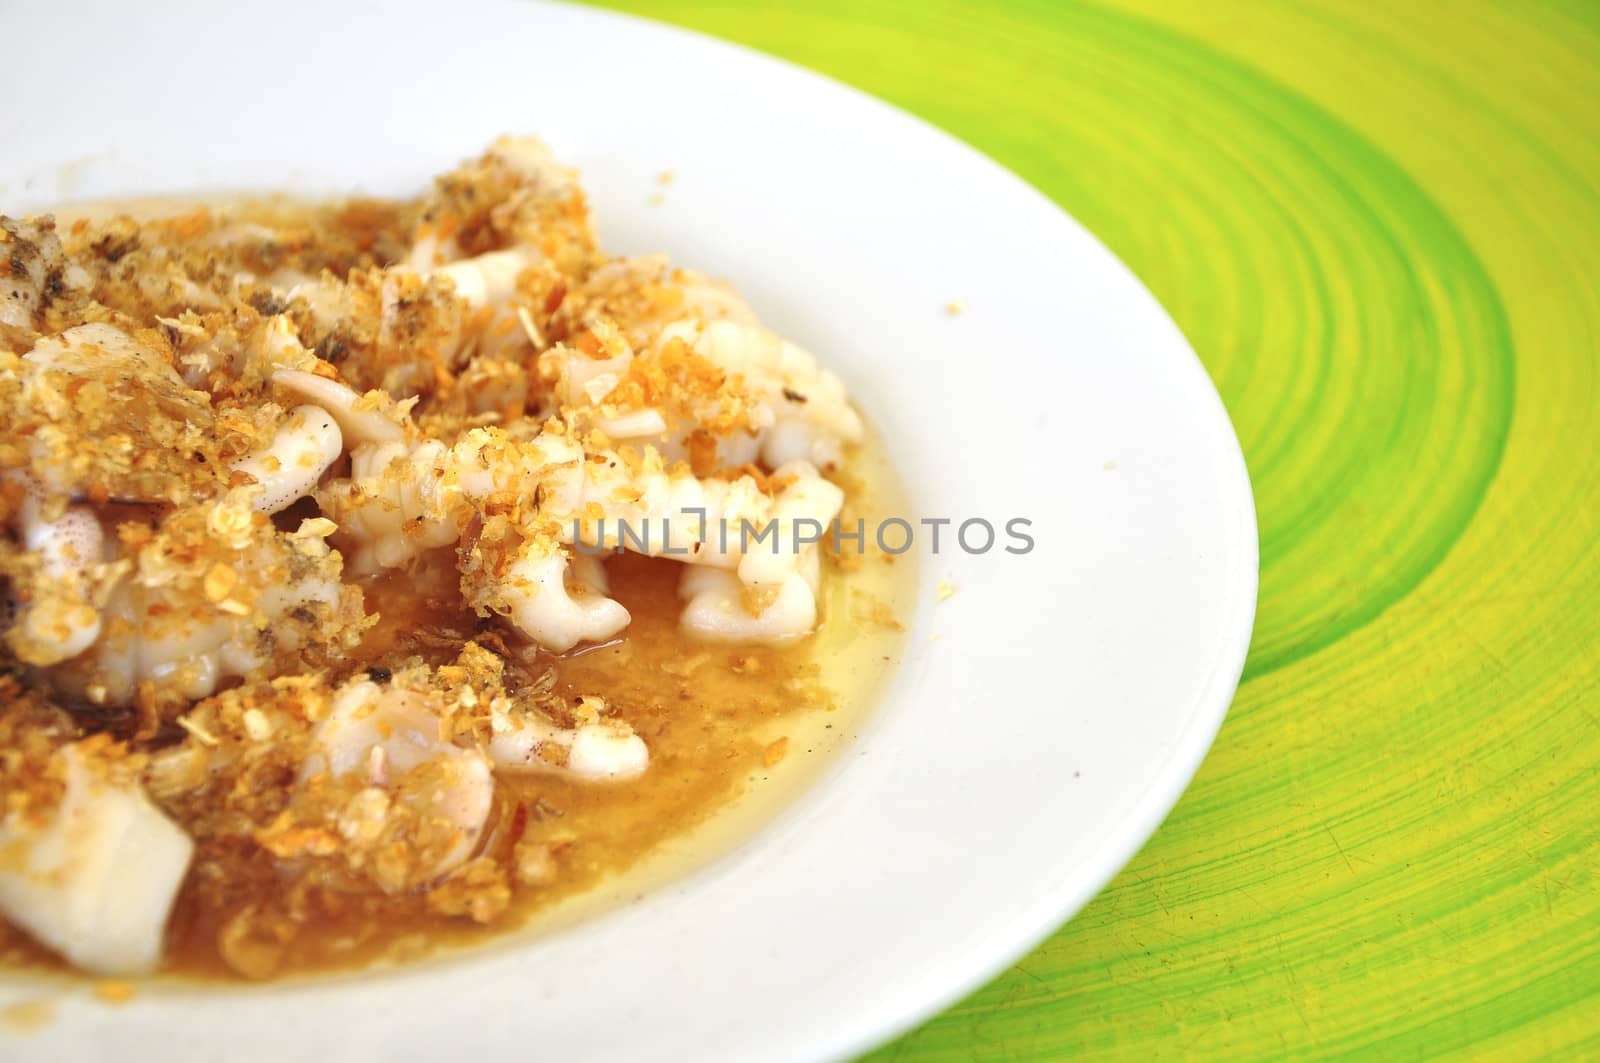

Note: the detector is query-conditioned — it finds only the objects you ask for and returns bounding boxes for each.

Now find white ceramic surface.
[0,2,1257,1060]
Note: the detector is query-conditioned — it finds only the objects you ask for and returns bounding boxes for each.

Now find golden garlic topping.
[0,138,882,979]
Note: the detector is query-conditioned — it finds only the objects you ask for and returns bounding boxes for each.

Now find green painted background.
[591,1,1600,1057]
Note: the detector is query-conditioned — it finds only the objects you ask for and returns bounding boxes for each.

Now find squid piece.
[546,312,861,472]
[680,548,823,644]
[0,744,193,975]
[15,323,219,503]
[493,546,631,654]
[433,248,538,310]
[320,424,843,647]
[162,310,318,393]
[487,701,648,782]
[230,404,343,514]
[300,679,494,888]
[554,453,841,642]
[378,136,594,369]
[557,254,761,354]
[550,319,635,408]
[316,439,462,575]
[538,315,736,461]
[3,476,107,665]
[732,461,843,597]
[405,136,587,271]
[541,321,683,450]
[187,313,409,445]
[271,267,470,398]
[404,244,542,367]
[50,503,355,708]
[658,320,862,468]
[270,369,406,446]
[275,253,541,405]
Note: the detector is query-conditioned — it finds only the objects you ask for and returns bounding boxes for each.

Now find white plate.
[0,2,1257,1059]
